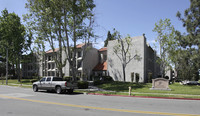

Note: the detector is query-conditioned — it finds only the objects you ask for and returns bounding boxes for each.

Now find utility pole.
[6,48,8,85]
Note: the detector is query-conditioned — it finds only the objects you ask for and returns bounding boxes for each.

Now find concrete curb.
[87,93,200,101]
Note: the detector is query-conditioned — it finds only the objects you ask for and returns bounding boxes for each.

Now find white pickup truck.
[32,76,78,94]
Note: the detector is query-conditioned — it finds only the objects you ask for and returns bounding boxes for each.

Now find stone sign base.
[150,78,171,91]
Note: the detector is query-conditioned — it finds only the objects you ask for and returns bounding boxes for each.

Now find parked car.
[181,80,199,85]
[32,76,78,94]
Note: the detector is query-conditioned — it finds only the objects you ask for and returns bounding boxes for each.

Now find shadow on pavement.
[36,90,83,95]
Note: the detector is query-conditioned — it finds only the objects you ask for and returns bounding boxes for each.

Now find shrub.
[10,76,17,79]
[103,76,113,82]
[92,76,101,81]
[30,79,38,83]
[63,76,72,82]
[78,81,88,89]
[93,80,103,86]
[63,76,80,82]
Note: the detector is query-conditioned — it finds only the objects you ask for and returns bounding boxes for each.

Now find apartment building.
[22,36,163,83]
[42,48,59,77]
[107,35,160,83]
[22,53,42,78]
[22,43,99,79]
[75,43,99,80]
[93,47,108,76]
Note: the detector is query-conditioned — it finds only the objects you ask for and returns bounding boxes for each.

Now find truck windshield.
[52,77,63,81]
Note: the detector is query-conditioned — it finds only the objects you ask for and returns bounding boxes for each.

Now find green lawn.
[86,91,200,99]
[0,79,34,86]
[96,82,200,95]
[1,79,200,99]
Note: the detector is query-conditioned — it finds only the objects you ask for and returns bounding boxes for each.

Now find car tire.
[33,85,38,92]
[67,89,74,94]
[56,86,62,94]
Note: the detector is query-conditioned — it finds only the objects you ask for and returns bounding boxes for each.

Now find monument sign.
[150,78,171,90]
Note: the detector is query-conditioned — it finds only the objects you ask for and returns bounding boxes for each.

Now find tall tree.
[174,48,199,81]
[24,0,96,81]
[176,0,200,80]
[104,29,119,47]
[0,9,28,82]
[153,18,176,78]
[104,31,113,47]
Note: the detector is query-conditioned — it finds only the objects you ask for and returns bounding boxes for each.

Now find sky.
[0,0,190,50]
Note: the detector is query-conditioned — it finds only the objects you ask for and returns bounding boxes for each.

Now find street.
[0,85,199,116]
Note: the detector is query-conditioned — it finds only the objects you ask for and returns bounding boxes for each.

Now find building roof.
[76,43,85,48]
[46,48,59,53]
[45,43,86,53]
[99,47,107,52]
[93,61,107,71]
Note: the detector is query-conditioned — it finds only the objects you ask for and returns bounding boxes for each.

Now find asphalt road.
[0,85,200,116]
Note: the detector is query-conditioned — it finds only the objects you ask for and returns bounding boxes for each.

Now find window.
[52,63,55,69]
[48,56,52,61]
[40,77,46,82]
[48,63,51,69]
[48,72,50,76]
[78,51,82,57]
[46,77,51,81]
[77,61,82,68]
[103,55,107,61]
[52,71,55,76]
[52,77,63,81]
[131,72,134,82]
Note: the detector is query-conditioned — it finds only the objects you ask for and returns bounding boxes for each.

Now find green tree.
[153,18,176,78]
[104,29,119,47]
[104,31,112,47]
[0,9,28,82]
[24,0,96,81]
[174,48,199,81]
[176,0,200,80]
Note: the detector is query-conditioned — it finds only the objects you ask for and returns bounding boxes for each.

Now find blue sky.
[0,0,190,50]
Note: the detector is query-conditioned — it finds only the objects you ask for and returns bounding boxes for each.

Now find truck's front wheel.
[56,86,62,94]
[33,85,38,92]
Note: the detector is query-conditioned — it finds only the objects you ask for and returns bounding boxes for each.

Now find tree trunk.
[17,57,20,82]
[12,64,15,77]
[122,63,126,82]
[72,66,77,82]
[58,27,63,78]
[72,14,77,82]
